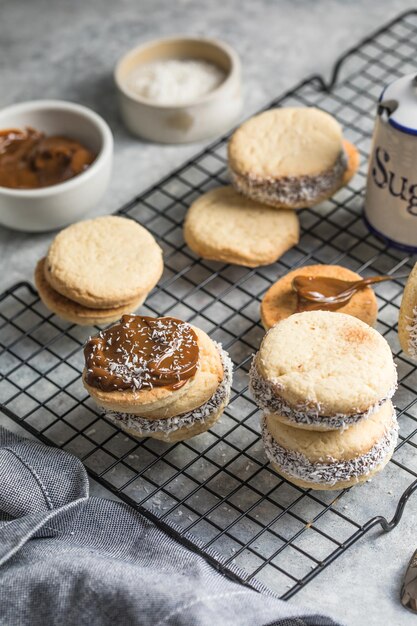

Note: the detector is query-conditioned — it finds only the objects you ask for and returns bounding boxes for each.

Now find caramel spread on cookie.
[293,273,391,312]
[0,127,95,189]
[294,276,347,312]
[84,315,199,392]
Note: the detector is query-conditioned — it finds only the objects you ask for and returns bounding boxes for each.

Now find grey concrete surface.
[1,1,417,624]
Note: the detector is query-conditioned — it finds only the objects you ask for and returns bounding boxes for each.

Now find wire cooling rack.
[2,9,417,601]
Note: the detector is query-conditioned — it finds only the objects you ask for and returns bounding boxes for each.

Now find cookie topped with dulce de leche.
[261,264,378,329]
[83,314,233,442]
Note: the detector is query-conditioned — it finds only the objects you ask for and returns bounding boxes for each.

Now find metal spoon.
[292,273,408,306]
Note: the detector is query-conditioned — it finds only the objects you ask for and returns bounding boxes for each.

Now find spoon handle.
[360,274,409,287]
[325,274,406,301]
[297,273,410,304]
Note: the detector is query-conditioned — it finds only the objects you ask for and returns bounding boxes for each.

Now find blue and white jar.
[365,74,417,251]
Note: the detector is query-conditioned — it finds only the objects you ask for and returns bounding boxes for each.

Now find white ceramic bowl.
[115,36,242,144]
[0,100,113,232]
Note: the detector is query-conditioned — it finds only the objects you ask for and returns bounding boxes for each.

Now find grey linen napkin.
[0,426,339,626]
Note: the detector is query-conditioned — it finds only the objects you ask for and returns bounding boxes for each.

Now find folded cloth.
[0,426,339,626]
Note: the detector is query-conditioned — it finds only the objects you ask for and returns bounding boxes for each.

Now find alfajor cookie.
[228,107,358,209]
[35,258,145,326]
[262,400,398,490]
[183,186,299,267]
[398,262,417,360]
[82,314,233,442]
[44,215,163,309]
[35,215,163,326]
[261,264,378,330]
[250,310,397,431]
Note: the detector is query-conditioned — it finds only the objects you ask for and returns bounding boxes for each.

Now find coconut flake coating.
[230,150,347,208]
[249,359,396,430]
[262,415,398,486]
[406,307,417,359]
[105,344,233,436]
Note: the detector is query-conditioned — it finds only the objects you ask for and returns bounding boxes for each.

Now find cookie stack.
[184,107,359,269]
[250,310,398,490]
[35,216,163,326]
[83,314,233,443]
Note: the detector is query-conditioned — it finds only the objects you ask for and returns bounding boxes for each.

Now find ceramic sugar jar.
[365,74,417,251]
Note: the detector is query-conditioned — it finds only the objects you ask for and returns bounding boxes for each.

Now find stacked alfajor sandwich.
[250,310,398,490]
[228,107,359,210]
[83,314,233,443]
[35,216,163,326]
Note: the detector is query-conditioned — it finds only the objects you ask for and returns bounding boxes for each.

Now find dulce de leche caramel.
[84,315,199,392]
[292,273,389,312]
[0,127,95,189]
[294,275,349,312]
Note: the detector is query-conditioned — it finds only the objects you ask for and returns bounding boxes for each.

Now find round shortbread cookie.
[228,107,349,209]
[261,264,378,330]
[263,401,397,490]
[229,108,343,179]
[250,311,397,429]
[398,262,417,360]
[45,216,163,308]
[83,326,225,419]
[183,186,299,267]
[35,258,144,326]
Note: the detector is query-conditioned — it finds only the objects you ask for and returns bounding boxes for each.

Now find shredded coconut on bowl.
[126,59,226,106]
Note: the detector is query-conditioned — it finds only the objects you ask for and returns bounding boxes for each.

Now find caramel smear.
[292,273,406,312]
[84,315,199,392]
[0,127,95,189]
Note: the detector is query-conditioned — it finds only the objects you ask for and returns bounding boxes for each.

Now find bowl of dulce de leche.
[0,100,113,232]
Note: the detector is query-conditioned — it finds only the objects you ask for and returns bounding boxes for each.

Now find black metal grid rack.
[2,9,417,600]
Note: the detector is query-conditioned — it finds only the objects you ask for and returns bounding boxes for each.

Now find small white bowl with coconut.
[115,36,242,143]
